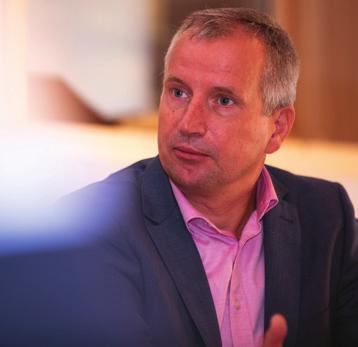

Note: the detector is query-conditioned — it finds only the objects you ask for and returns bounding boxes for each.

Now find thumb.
[262,314,287,347]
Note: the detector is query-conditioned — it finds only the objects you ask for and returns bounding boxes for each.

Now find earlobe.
[265,106,295,154]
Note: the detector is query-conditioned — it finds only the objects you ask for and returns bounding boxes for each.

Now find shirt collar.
[256,166,278,220]
[170,166,278,232]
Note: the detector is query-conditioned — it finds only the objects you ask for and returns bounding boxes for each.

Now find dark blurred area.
[0,218,131,346]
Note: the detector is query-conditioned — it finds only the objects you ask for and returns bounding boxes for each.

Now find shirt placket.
[229,241,255,347]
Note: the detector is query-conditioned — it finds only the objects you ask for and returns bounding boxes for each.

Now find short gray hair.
[164,8,300,115]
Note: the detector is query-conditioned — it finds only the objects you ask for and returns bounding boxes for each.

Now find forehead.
[165,29,266,89]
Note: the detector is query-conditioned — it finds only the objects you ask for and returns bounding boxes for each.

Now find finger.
[262,314,287,347]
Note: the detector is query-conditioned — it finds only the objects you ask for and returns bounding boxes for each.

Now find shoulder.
[266,165,355,227]
[66,157,156,201]
[266,164,348,202]
[267,165,340,190]
[55,157,160,231]
[85,157,156,193]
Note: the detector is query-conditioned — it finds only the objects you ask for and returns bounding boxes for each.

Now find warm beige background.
[275,0,358,142]
[0,0,357,216]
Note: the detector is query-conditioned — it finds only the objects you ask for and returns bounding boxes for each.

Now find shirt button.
[234,299,240,310]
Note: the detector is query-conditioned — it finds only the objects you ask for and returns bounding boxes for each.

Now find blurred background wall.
[275,0,358,142]
[1,0,357,140]
[0,0,357,213]
[27,0,156,122]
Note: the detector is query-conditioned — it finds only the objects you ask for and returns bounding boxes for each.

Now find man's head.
[165,8,299,115]
[158,8,299,197]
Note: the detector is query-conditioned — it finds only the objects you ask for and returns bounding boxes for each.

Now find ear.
[265,106,295,154]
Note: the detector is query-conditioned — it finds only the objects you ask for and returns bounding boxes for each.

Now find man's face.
[158,29,279,196]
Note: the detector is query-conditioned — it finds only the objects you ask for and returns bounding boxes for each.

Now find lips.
[173,145,209,161]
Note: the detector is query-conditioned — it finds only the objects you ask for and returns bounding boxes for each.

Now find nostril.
[179,117,206,137]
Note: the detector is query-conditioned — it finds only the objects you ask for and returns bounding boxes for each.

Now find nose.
[178,97,207,137]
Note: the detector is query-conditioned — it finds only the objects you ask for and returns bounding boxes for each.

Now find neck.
[180,179,258,238]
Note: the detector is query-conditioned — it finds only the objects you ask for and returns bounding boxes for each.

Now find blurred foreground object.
[28,75,111,124]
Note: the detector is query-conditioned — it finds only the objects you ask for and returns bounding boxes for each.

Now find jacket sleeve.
[332,185,358,347]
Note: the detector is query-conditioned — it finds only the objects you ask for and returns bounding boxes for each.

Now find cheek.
[158,114,174,139]
[214,124,260,162]
[158,108,177,151]
[241,118,272,145]
[158,102,182,136]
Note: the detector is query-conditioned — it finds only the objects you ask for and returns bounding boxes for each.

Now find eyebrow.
[164,75,193,95]
[164,76,189,87]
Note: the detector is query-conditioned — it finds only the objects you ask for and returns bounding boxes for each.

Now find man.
[1,7,357,347]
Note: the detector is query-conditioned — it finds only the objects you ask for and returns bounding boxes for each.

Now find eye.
[217,96,234,106]
[171,88,187,98]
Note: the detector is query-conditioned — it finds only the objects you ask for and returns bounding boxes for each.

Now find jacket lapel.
[263,174,301,347]
[141,158,221,347]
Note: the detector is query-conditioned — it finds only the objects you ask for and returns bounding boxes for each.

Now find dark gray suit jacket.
[1,156,357,346]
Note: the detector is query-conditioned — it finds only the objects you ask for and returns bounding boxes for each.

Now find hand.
[262,314,287,347]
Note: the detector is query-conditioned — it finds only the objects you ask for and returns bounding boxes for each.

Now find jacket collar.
[263,167,301,347]
[141,157,222,347]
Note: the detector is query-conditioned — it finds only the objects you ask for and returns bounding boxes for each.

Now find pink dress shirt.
[170,167,278,347]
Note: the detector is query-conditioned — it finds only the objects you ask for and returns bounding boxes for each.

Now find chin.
[171,171,216,195]
[159,152,213,189]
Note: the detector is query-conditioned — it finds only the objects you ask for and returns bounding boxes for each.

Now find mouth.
[173,145,209,161]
